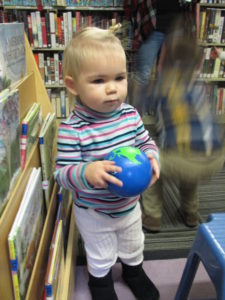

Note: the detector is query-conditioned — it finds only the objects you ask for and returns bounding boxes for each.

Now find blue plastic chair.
[175,212,225,300]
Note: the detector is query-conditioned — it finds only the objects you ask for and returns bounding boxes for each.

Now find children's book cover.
[8,167,45,300]
[0,88,21,216]
[20,102,41,170]
[0,23,26,92]
[39,112,56,210]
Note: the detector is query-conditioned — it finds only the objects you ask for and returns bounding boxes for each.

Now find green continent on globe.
[108,147,142,165]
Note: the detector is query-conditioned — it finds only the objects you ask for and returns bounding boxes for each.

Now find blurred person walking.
[141,23,225,232]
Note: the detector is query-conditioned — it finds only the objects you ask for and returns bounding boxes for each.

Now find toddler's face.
[74,49,127,113]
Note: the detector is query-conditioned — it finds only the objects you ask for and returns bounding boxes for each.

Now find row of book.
[200,0,225,3]
[8,174,71,300]
[199,47,225,79]
[206,84,225,115]
[0,87,57,214]
[2,0,121,7]
[34,52,63,86]
[199,8,225,44]
[21,104,57,208]
[1,89,60,297]
[47,89,72,119]
[1,10,122,49]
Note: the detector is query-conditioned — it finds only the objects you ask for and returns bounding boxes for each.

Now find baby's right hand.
[85,161,123,189]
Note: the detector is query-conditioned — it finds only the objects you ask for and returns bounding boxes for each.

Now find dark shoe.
[88,270,118,300]
[180,210,199,227]
[142,210,161,232]
[122,262,160,300]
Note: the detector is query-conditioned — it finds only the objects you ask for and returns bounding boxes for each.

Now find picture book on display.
[44,220,64,300]
[0,23,26,92]
[39,112,56,209]
[0,88,20,216]
[20,102,41,170]
[8,167,45,300]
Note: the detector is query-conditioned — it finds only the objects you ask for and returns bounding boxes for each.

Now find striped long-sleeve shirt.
[54,102,159,218]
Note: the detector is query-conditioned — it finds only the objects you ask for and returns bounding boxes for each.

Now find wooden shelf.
[0,32,78,300]
[0,33,52,300]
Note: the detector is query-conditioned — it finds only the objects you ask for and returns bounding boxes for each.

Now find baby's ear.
[64,76,78,96]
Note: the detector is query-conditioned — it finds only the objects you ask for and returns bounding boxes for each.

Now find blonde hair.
[63,26,126,80]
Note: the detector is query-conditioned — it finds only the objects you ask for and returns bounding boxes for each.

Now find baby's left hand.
[147,153,160,187]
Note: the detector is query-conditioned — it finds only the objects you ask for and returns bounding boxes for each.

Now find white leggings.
[74,202,144,277]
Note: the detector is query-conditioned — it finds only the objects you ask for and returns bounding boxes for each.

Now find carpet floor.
[74,258,216,300]
[143,166,225,260]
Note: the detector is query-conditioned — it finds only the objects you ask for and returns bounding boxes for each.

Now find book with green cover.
[39,112,56,209]
[8,167,45,300]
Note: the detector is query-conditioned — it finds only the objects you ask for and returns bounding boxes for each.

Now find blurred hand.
[210,47,221,59]
[147,154,160,187]
[85,160,123,189]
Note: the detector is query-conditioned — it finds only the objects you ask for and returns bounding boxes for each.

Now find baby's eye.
[92,78,104,84]
[115,75,126,81]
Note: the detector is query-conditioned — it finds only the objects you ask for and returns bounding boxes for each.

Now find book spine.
[76,11,81,32]
[54,53,59,85]
[49,12,56,48]
[8,239,21,300]
[36,11,43,48]
[45,12,52,48]
[67,11,72,42]
[57,16,63,47]
[20,123,28,171]
[31,11,39,48]
[217,14,224,43]
[63,12,68,46]
[38,52,45,82]
[27,14,34,48]
[60,90,66,118]
[41,16,48,48]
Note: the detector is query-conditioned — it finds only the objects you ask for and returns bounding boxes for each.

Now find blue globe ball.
[105,146,152,197]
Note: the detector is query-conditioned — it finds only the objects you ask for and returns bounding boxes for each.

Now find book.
[20,102,41,170]
[44,220,64,300]
[0,88,20,216]
[41,16,48,48]
[0,23,26,92]
[36,11,43,48]
[39,112,56,210]
[27,14,34,48]
[31,12,38,48]
[49,12,56,48]
[57,187,71,252]
[8,167,45,300]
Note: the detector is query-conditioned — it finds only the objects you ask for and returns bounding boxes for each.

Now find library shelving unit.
[0,1,126,119]
[198,1,225,115]
[0,34,78,300]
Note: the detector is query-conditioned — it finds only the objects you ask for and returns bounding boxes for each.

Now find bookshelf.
[0,34,78,300]
[0,1,127,119]
[198,1,225,116]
